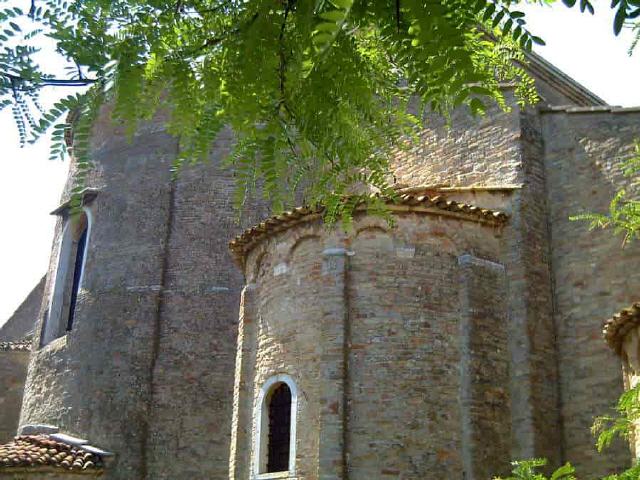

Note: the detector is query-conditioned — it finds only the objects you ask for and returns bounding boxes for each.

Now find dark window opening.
[67,225,88,331]
[266,383,292,473]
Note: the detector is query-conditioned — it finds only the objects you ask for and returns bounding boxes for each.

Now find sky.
[1,2,640,327]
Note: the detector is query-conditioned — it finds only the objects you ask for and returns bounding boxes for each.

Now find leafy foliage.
[593,384,640,453]
[493,458,576,480]
[571,142,640,245]
[561,0,640,36]
[1,2,639,219]
[600,463,640,480]
[1,0,547,218]
[494,458,640,480]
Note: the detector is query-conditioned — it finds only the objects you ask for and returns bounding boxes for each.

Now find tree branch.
[184,12,259,57]
[1,72,97,88]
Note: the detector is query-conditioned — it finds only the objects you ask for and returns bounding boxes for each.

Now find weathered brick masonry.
[230,205,509,479]
[2,54,640,479]
[541,107,640,476]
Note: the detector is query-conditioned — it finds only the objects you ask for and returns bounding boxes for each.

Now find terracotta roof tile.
[603,302,640,355]
[0,339,32,352]
[0,435,105,473]
[229,191,508,266]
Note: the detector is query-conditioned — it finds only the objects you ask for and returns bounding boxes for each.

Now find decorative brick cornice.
[229,191,508,267]
[603,302,640,355]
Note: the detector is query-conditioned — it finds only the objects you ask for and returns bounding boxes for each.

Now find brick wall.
[231,211,509,479]
[541,109,640,477]
[144,129,270,479]
[391,95,563,465]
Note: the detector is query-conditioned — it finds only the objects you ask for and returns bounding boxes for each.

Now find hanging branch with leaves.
[0,0,637,219]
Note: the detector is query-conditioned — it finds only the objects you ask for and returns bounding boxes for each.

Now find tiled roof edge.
[229,192,509,267]
[0,338,32,352]
[603,302,640,355]
[0,434,109,473]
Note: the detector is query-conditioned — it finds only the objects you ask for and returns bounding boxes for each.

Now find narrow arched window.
[266,383,291,473]
[254,375,297,477]
[42,209,91,346]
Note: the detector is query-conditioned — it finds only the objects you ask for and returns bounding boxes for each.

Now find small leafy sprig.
[493,458,576,480]
[571,142,640,245]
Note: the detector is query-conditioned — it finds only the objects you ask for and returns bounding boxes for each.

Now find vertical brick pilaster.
[318,247,350,480]
[229,283,258,480]
[458,254,510,480]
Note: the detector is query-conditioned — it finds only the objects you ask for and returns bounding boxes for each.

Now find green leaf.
[319,10,344,22]
[502,18,513,36]
[550,462,576,480]
[315,22,339,33]
[482,3,496,21]
[492,10,505,27]
[614,5,626,35]
[531,35,546,46]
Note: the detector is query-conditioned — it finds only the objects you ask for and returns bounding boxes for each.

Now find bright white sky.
[1,2,640,327]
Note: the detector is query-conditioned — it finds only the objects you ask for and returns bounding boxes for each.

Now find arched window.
[266,383,291,472]
[254,375,298,477]
[41,208,92,346]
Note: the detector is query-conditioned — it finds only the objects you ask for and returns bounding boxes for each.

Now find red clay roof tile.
[603,302,640,355]
[0,435,105,473]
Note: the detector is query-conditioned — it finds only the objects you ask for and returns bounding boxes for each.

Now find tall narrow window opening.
[41,208,91,346]
[266,383,291,473]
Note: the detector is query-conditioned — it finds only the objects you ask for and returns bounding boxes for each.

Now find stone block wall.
[458,255,510,480]
[392,92,524,188]
[0,278,42,444]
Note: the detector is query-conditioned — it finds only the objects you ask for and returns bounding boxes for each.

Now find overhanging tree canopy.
[0,0,638,218]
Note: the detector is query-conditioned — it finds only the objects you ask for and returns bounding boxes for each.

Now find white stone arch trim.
[253,373,298,479]
[76,206,93,291]
[42,206,93,346]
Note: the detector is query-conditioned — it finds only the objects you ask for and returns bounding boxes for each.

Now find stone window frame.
[253,374,298,480]
[41,205,93,347]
